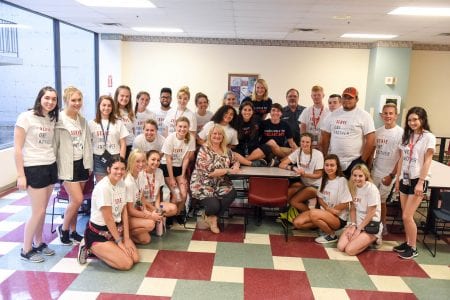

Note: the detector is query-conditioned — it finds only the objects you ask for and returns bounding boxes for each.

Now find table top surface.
[232,166,297,178]
[429,160,450,188]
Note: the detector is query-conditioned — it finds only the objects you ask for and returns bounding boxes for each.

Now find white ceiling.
[6,0,450,44]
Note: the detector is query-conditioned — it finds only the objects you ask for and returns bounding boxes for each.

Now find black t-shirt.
[260,119,292,146]
[237,120,261,155]
[242,96,272,119]
[282,105,305,145]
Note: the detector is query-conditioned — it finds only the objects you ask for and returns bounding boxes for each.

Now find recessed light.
[388,7,450,16]
[76,0,156,8]
[132,27,183,33]
[341,33,397,39]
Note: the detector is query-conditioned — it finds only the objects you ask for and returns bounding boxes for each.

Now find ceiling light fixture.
[0,23,30,29]
[132,27,183,33]
[388,7,450,16]
[341,33,397,39]
[76,0,156,8]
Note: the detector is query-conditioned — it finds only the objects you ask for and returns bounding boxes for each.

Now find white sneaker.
[382,225,388,236]
[315,234,338,244]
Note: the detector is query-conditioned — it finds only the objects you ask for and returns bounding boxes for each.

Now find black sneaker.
[251,159,268,167]
[20,248,44,263]
[77,239,88,265]
[393,242,408,253]
[398,245,418,259]
[32,243,55,256]
[70,231,84,244]
[57,225,73,245]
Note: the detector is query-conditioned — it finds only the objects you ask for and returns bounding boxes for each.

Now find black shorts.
[343,157,366,179]
[160,164,182,178]
[399,178,429,195]
[338,217,347,230]
[84,221,122,249]
[93,153,120,175]
[24,162,58,189]
[258,144,272,158]
[65,159,89,182]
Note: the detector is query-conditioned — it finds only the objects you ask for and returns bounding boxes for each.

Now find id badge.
[402,172,410,185]
[312,134,318,145]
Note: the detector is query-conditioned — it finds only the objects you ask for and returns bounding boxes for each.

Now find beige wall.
[407,50,450,137]
[120,42,370,113]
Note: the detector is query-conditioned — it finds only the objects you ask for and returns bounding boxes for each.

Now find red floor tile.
[191,223,244,243]
[270,235,329,259]
[147,250,215,280]
[0,223,57,243]
[244,268,313,300]
[98,293,170,300]
[358,251,429,277]
[0,271,77,300]
[346,289,417,300]
[0,213,12,222]
[11,196,32,206]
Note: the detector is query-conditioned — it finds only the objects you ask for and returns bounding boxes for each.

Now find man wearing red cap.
[321,87,375,178]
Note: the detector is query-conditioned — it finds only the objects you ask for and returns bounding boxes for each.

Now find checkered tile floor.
[0,189,449,299]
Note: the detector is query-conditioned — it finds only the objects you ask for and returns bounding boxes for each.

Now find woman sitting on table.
[337,164,382,256]
[190,125,240,234]
[78,157,139,270]
[279,133,324,214]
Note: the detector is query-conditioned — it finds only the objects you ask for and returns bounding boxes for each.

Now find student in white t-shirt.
[160,117,196,219]
[299,85,330,150]
[134,91,156,136]
[338,164,382,256]
[15,86,59,263]
[198,105,238,148]
[125,150,159,244]
[78,157,139,270]
[195,92,213,133]
[154,87,172,136]
[370,103,403,235]
[114,85,135,159]
[163,86,197,137]
[89,95,129,182]
[292,154,351,244]
[394,107,435,259]
[279,133,324,212]
[132,119,165,153]
[54,86,93,246]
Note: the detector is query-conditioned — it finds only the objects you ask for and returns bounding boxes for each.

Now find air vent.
[101,23,122,27]
[437,32,450,36]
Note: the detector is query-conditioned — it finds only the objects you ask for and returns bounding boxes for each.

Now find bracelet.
[349,222,356,227]
[115,237,123,244]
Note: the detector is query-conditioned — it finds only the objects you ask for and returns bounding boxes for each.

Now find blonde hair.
[348,164,372,197]
[382,103,398,114]
[63,86,83,106]
[311,85,324,93]
[176,116,191,144]
[251,78,268,101]
[126,149,146,174]
[206,124,228,153]
[177,86,190,100]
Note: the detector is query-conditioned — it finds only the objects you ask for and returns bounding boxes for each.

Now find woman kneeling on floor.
[292,154,352,244]
[190,125,240,233]
[78,157,139,270]
[337,164,382,256]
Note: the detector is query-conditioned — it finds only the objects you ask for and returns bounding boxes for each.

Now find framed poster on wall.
[227,73,259,104]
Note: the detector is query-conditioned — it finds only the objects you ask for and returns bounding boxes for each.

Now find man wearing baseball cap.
[321,87,375,178]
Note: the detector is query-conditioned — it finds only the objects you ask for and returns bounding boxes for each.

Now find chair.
[49,173,95,233]
[422,191,450,257]
[245,177,289,241]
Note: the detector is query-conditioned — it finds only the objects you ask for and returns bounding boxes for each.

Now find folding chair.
[245,177,289,241]
[422,191,450,257]
[49,173,95,233]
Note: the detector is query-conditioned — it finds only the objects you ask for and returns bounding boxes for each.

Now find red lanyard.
[146,172,156,201]
[408,132,423,164]
[312,106,323,129]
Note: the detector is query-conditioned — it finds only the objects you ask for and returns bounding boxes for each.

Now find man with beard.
[155,87,172,136]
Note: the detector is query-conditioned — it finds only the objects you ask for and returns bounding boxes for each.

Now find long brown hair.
[319,154,343,193]
[114,85,135,121]
[94,95,117,124]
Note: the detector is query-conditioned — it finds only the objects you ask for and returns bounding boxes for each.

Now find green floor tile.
[414,242,450,265]
[215,242,273,269]
[303,258,377,290]
[403,277,450,299]
[246,217,285,235]
[69,261,151,293]
[172,280,243,300]
[146,229,193,251]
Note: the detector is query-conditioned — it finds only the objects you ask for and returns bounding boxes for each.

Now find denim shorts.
[93,154,120,176]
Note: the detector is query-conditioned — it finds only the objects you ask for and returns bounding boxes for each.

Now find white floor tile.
[136,277,177,297]
[211,266,244,283]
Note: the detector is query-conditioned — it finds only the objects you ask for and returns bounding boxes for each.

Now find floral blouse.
[190,145,236,199]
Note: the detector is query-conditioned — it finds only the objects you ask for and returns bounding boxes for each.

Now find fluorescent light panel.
[388,7,450,16]
[132,27,183,33]
[76,0,155,8]
[341,33,397,39]
[0,24,30,29]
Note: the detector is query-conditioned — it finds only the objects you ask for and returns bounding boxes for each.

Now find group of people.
[14,79,435,270]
